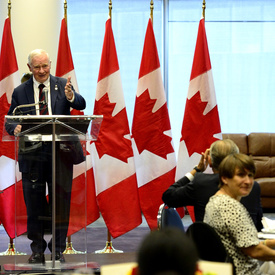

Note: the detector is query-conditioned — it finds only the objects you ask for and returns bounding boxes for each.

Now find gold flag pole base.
[95,241,123,254]
[63,241,85,254]
[0,243,26,256]
[63,236,85,254]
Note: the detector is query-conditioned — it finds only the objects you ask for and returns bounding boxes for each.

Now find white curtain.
[63,0,275,155]
[168,0,275,154]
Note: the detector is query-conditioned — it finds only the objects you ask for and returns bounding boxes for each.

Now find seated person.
[204,153,275,275]
[134,228,199,275]
[162,139,263,231]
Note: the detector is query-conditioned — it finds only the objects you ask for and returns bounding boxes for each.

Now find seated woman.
[204,153,275,275]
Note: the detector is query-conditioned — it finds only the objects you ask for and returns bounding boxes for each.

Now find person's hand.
[197,148,210,172]
[14,125,22,136]
[64,76,74,100]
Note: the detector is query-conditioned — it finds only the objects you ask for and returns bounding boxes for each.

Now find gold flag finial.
[8,0,11,20]
[202,0,206,19]
[150,0,154,25]
[64,0,67,24]
[109,0,112,20]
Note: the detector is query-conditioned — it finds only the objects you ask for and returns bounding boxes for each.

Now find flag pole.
[64,0,67,25]
[109,0,112,20]
[94,2,123,253]
[202,0,206,19]
[0,9,26,253]
[8,0,11,21]
[61,0,84,255]
[150,0,154,25]
[0,1,19,256]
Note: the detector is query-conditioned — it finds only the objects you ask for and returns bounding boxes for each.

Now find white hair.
[27,49,50,66]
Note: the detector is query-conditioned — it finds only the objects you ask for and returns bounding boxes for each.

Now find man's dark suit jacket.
[6,74,86,173]
[7,74,85,117]
[162,173,263,231]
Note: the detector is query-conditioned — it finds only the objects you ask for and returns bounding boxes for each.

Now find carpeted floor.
[0,215,192,273]
[0,213,194,254]
[1,213,273,273]
[0,226,151,255]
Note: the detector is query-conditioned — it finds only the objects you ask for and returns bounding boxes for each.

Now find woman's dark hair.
[137,228,198,275]
[219,153,256,187]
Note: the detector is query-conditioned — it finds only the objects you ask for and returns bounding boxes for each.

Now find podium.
[2,115,103,272]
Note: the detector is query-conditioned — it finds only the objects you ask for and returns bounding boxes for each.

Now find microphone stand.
[12,100,46,115]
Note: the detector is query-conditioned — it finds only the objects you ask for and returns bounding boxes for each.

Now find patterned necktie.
[38,83,48,115]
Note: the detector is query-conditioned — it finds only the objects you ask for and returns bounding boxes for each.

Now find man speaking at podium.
[5,49,86,264]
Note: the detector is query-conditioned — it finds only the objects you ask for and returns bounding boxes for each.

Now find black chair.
[186,221,231,262]
[157,203,185,231]
[186,222,236,275]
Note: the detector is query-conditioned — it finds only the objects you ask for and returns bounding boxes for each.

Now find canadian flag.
[132,18,177,229]
[91,18,142,238]
[55,18,99,235]
[0,17,27,238]
[176,18,222,220]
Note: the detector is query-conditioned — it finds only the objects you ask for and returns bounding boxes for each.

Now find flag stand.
[95,230,123,253]
[63,236,85,254]
[0,238,26,256]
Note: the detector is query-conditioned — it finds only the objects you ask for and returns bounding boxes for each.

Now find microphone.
[12,87,49,115]
[42,87,49,106]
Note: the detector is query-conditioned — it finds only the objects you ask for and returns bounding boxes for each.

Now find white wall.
[0,0,63,76]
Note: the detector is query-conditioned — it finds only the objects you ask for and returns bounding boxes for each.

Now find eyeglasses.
[32,64,50,71]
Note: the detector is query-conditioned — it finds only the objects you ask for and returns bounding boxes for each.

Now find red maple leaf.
[132,89,174,159]
[181,91,221,156]
[92,93,133,162]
